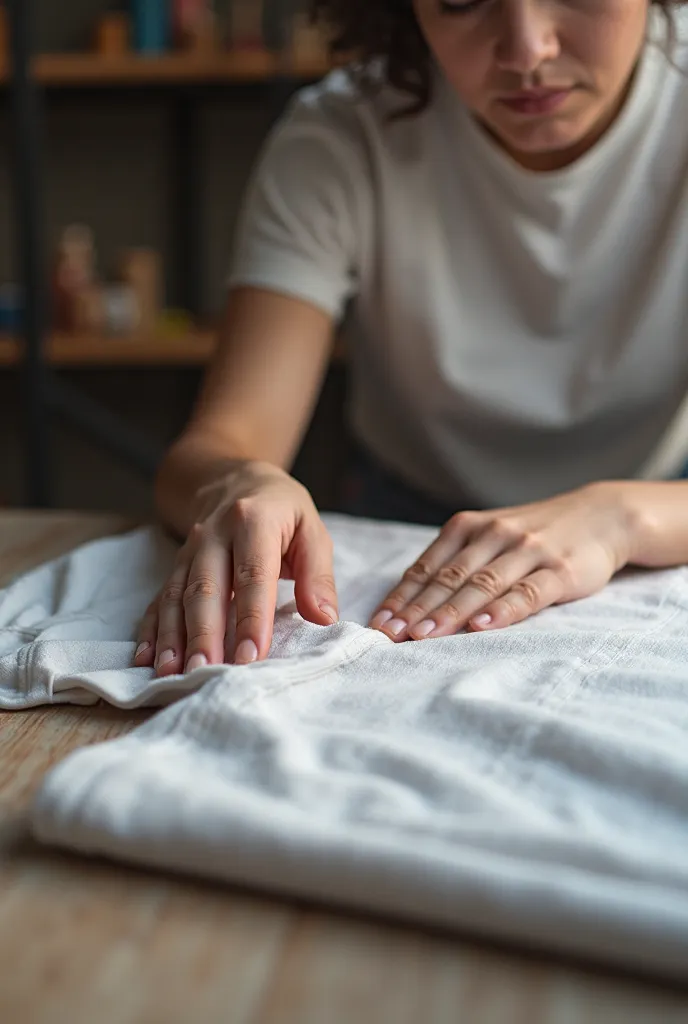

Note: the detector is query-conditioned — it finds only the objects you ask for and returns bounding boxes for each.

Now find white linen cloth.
[2,516,688,980]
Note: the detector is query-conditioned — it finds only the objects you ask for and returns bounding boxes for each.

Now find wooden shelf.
[0,329,347,367]
[0,50,332,87]
[0,330,217,367]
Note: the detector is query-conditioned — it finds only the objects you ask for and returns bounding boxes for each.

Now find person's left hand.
[368,481,637,641]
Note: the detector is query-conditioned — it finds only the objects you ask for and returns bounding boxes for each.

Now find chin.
[483,95,608,167]
[503,127,582,153]
[488,115,596,165]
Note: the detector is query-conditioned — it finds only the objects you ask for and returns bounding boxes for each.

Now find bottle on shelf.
[131,0,170,55]
[93,8,131,57]
[0,284,22,332]
[52,225,98,332]
[227,0,265,50]
[173,0,217,53]
[118,248,163,335]
[289,10,330,66]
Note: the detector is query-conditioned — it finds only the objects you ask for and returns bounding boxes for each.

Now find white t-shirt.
[228,11,688,509]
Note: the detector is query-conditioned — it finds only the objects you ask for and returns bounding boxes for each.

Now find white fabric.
[228,11,688,508]
[0,526,185,709]
[3,517,687,980]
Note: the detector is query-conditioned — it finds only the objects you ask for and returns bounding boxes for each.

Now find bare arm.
[154,285,335,538]
[137,285,340,676]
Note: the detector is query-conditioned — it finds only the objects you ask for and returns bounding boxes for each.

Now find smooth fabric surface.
[4,517,687,981]
[228,11,688,509]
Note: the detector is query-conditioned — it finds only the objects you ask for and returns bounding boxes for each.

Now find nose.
[494,0,560,76]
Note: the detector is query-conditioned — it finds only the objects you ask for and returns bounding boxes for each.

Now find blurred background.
[1,0,348,518]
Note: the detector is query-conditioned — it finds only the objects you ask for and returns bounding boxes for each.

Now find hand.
[135,462,339,676]
[368,482,635,641]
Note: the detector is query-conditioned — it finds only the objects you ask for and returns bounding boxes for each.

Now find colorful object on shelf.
[118,248,162,333]
[102,284,140,334]
[158,308,194,337]
[0,283,22,331]
[52,224,98,332]
[131,0,169,54]
[228,0,264,50]
[94,12,131,56]
[72,285,106,333]
[173,0,216,52]
[289,11,330,66]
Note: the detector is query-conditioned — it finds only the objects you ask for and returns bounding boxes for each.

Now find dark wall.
[1,0,277,313]
[1,1,348,517]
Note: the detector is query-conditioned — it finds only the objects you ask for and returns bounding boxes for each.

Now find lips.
[498,88,573,115]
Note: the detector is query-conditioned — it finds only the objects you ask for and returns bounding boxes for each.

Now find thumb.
[291,520,339,626]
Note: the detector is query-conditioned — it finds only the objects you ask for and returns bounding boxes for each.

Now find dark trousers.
[340,442,462,528]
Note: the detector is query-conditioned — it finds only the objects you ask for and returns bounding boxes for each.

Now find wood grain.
[0,511,686,1023]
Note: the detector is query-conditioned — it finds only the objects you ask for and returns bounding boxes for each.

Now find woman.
[136,0,688,677]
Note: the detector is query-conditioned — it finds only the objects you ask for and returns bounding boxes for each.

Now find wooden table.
[1,512,687,1023]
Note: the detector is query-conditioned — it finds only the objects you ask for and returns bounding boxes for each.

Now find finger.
[468,569,566,631]
[230,507,283,665]
[401,532,525,639]
[291,520,339,625]
[223,596,238,663]
[134,601,158,667]
[368,515,479,635]
[410,545,542,639]
[373,518,514,642]
[183,532,231,672]
[154,557,191,677]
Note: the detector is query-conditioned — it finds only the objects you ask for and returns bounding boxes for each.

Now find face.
[413,0,650,171]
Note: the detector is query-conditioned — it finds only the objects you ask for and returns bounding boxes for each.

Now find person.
[136,0,688,678]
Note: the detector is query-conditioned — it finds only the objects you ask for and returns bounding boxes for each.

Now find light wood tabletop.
[1,510,687,1023]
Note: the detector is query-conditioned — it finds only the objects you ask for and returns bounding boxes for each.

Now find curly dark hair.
[310,0,684,117]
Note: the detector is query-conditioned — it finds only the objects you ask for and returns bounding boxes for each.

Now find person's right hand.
[134,461,339,677]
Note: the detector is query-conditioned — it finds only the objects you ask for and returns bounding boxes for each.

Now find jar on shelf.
[93,11,131,56]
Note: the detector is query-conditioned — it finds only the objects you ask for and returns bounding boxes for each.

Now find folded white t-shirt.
[2,517,688,981]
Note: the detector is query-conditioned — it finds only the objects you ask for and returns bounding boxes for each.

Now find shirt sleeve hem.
[226,256,354,320]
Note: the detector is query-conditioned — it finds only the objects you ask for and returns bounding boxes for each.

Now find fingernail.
[412,620,436,639]
[472,614,493,629]
[320,603,338,624]
[185,653,208,673]
[385,618,407,637]
[234,639,258,665]
[156,649,175,669]
[135,642,150,659]
[370,609,394,629]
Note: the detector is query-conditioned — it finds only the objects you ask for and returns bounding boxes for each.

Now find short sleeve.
[227,83,372,321]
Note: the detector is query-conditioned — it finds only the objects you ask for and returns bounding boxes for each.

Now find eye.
[440,0,490,13]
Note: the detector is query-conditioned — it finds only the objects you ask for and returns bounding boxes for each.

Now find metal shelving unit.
[6,0,329,507]
[8,0,53,505]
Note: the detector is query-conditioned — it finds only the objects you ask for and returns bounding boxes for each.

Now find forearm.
[154,432,272,540]
[618,480,688,568]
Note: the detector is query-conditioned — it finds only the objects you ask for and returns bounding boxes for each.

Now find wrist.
[589,480,660,567]
[192,458,289,525]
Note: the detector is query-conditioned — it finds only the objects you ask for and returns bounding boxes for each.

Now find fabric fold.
[3,514,688,981]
